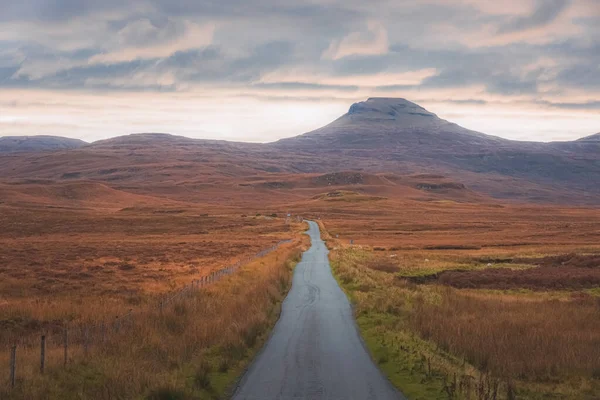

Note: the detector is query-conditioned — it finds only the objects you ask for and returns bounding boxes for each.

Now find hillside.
[273,98,600,202]
[0,99,598,204]
[0,135,87,153]
[577,133,600,142]
[0,180,186,210]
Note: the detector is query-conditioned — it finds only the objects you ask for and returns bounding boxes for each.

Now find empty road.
[231,221,404,400]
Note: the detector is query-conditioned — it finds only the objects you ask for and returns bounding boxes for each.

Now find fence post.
[10,345,16,388]
[84,326,89,358]
[63,327,68,366]
[40,335,46,374]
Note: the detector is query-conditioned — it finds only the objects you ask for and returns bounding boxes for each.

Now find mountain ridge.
[0,135,87,153]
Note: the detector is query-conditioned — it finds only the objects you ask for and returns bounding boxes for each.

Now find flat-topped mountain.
[347,97,438,121]
[330,98,496,140]
[0,135,87,153]
[275,97,518,151]
[272,98,599,200]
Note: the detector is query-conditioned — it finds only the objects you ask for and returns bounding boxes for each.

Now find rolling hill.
[0,98,597,205]
[0,135,87,153]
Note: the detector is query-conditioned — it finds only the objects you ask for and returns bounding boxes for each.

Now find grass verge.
[329,246,600,400]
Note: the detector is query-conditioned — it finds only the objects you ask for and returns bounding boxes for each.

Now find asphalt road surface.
[231,221,405,400]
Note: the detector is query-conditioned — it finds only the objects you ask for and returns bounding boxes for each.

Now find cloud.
[259,69,437,87]
[0,0,599,142]
[252,82,359,92]
[539,100,600,110]
[89,19,215,64]
[498,0,571,33]
[555,64,600,88]
[323,20,388,60]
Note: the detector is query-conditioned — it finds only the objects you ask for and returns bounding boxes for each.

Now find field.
[317,199,600,399]
[0,194,308,398]
[1,169,599,399]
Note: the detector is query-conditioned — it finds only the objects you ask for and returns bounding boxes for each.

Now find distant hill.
[0,100,598,205]
[576,133,600,142]
[273,98,600,202]
[0,136,87,153]
[0,180,182,210]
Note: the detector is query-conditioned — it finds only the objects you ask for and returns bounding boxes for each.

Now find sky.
[0,0,599,143]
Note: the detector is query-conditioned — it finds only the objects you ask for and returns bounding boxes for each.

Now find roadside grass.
[0,236,307,399]
[0,208,300,347]
[412,288,600,380]
[330,246,600,400]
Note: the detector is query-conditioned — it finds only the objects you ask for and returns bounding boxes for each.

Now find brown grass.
[435,266,600,290]
[0,206,295,341]
[331,247,600,398]
[411,288,600,380]
[2,162,600,398]
[0,240,305,399]
[518,253,600,268]
[0,193,307,398]
[321,195,600,398]
[365,258,400,273]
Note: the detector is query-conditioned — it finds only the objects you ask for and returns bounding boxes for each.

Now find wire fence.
[0,239,292,392]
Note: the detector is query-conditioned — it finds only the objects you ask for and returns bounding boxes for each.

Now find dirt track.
[231,221,404,400]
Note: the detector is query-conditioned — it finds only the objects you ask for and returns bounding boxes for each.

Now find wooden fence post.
[63,327,68,366]
[10,345,16,388]
[40,335,46,374]
[84,326,89,358]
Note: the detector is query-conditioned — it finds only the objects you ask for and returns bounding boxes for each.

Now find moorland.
[1,98,599,399]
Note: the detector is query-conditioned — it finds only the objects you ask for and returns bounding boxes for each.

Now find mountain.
[275,98,510,151]
[0,135,87,153]
[0,99,598,205]
[273,98,600,201]
[576,133,600,143]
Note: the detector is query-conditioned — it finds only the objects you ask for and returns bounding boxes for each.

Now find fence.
[1,239,292,392]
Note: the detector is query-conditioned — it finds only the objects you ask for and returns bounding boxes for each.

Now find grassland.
[1,169,599,399]
[0,197,307,398]
[2,241,306,399]
[319,200,600,399]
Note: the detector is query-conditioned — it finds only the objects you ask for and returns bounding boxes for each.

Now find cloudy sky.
[1,0,599,143]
